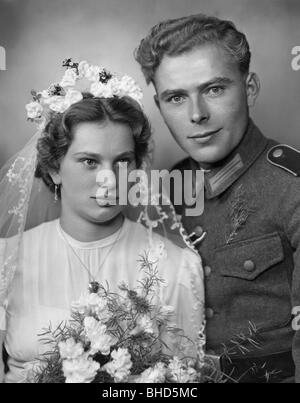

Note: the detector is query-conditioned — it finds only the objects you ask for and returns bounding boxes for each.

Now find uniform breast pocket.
[215,232,291,331]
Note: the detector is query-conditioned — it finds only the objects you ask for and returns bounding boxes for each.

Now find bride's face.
[54,120,136,224]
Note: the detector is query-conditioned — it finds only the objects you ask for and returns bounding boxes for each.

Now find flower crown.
[25,58,143,125]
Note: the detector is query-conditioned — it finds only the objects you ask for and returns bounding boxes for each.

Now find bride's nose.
[96,168,117,192]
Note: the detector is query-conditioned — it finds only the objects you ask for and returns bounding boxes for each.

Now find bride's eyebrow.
[73,152,100,158]
[73,151,135,159]
[115,151,135,159]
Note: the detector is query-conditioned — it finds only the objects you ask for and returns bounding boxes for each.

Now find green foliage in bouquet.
[24,253,267,383]
[26,254,206,383]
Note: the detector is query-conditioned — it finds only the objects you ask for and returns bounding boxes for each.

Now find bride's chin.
[90,208,123,225]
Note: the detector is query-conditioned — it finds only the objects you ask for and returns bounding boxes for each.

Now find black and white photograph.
[0,0,299,385]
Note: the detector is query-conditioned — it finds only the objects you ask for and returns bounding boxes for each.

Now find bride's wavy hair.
[35,94,152,195]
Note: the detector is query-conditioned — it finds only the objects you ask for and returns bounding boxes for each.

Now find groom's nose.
[190,95,210,124]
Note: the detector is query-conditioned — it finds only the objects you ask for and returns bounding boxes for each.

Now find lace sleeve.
[179,248,206,358]
[0,239,7,331]
[160,247,206,361]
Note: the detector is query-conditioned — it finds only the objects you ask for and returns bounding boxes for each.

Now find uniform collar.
[192,119,268,199]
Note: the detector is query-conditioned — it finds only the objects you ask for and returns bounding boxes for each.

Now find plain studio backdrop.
[0,0,299,169]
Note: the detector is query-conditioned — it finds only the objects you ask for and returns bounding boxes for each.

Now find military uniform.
[172,119,300,382]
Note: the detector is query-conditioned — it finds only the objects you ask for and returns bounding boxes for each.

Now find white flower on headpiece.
[90,81,114,98]
[45,89,82,113]
[38,90,50,100]
[26,59,144,127]
[45,95,66,113]
[60,68,78,88]
[25,101,43,119]
[111,75,143,106]
[85,65,101,82]
[64,89,83,107]
[78,60,90,79]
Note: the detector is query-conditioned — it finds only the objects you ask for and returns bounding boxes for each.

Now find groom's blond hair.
[135,13,251,84]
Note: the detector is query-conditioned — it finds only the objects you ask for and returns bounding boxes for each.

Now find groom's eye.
[205,86,225,97]
[167,95,185,104]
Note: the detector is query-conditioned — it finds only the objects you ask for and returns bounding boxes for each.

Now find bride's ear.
[49,171,62,185]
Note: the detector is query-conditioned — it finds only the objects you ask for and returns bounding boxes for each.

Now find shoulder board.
[267,144,300,177]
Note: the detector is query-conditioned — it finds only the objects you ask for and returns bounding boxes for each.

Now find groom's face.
[153,44,258,165]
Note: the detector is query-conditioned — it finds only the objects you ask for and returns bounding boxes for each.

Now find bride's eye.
[82,159,97,169]
[116,158,134,168]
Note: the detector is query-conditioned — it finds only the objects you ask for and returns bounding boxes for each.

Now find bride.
[0,60,205,382]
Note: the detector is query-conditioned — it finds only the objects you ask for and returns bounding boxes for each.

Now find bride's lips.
[188,128,221,144]
[90,196,119,207]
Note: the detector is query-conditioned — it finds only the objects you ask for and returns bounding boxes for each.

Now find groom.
[135,14,300,382]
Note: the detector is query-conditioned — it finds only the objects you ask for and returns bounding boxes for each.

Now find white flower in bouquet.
[31,254,208,383]
[167,357,198,383]
[136,314,155,335]
[72,292,112,322]
[60,68,78,88]
[25,101,43,119]
[62,352,100,383]
[135,362,166,383]
[103,348,132,382]
[58,337,84,360]
[84,316,116,355]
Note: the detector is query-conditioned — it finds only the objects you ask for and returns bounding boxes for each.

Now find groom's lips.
[188,128,221,139]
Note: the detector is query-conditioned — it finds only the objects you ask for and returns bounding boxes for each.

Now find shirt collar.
[191,119,268,199]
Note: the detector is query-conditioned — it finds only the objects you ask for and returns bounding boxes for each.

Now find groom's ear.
[154,94,160,110]
[245,72,260,107]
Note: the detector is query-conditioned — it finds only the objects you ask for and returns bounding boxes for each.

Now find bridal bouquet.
[26,254,207,383]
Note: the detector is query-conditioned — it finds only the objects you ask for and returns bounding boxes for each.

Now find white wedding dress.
[0,217,204,383]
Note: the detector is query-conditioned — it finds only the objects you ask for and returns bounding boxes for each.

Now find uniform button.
[194,226,204,237]
[273,148,283,158]
[244,260,256,272]
[204,266,212,277]
[206,308,214,319]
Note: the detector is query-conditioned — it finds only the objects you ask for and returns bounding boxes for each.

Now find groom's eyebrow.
[160,76,234,99]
